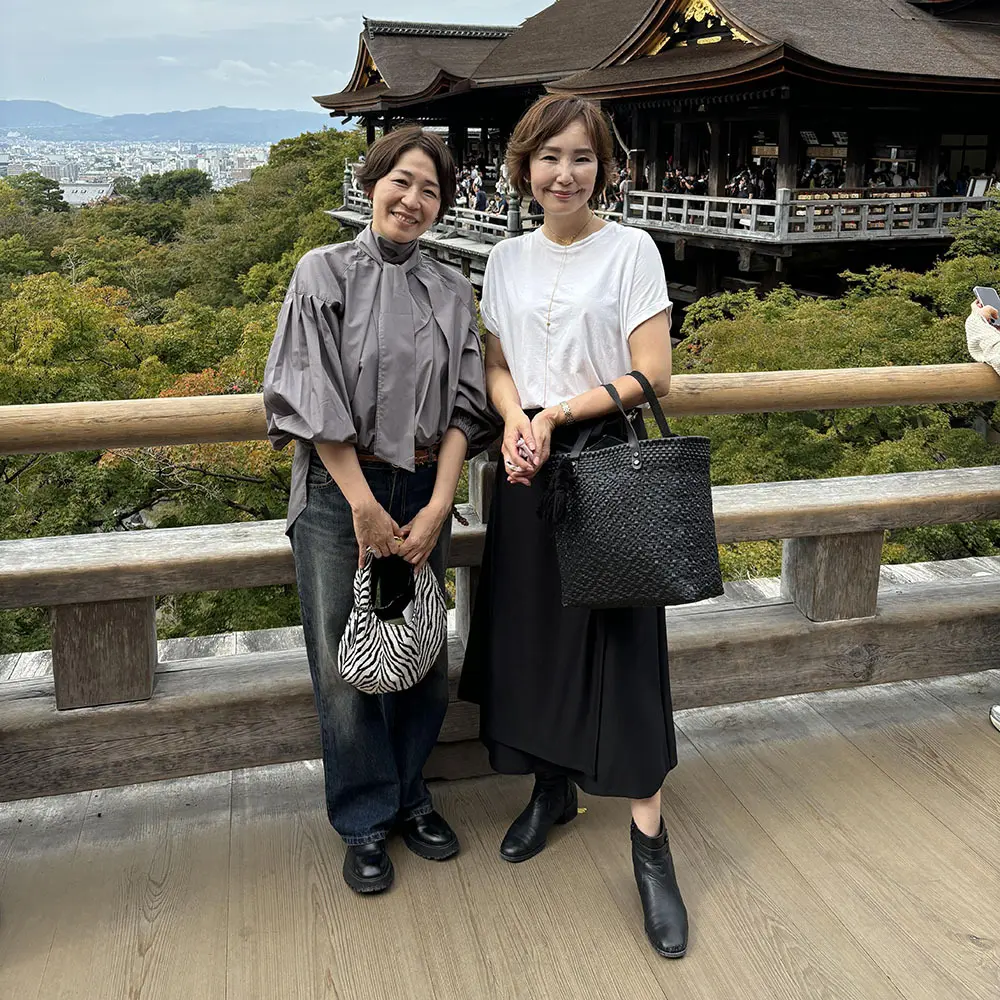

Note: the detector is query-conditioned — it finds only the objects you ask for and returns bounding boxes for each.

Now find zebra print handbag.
[338,553,447,694]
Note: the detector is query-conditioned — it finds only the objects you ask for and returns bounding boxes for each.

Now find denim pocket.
[306,455,337,490]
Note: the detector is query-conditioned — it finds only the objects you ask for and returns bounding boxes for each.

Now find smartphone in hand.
[973,286,1000,328]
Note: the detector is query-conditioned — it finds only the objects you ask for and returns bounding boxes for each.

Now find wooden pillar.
[777,108,800,192]
[672,122,683,169]
[917,128,940,189]
[685,124,699,177]
[455,452,497,648]
[630,108,646,190]
[695,252,718,298]
[366,118,376,146]
[781,532,884,622]
[648,118,662,192]
[480,122,490,165]
[51,598,158,710]
[708,118,725,197]
[845,122,867,188]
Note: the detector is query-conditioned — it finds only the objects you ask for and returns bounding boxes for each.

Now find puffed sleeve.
[263,286,357,451]
[448,286,501,456]
[966,310,1000,376]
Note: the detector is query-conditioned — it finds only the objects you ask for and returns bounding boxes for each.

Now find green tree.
[8,172,68,213]
[136,168,212,204]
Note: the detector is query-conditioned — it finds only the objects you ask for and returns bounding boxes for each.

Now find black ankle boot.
[343,841,394,894]
[630,819,688,958]
[500,775,578,863]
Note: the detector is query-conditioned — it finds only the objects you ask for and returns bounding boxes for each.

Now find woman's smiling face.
[369,147,441,242]
[528,118,599,217]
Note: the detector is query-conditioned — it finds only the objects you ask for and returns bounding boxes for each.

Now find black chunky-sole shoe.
[631,819,688,958]
[343,841,394,894]
[401,810,460,861]
[500,777,578,864]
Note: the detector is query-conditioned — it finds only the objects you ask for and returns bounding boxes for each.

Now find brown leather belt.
[357,446,438,467]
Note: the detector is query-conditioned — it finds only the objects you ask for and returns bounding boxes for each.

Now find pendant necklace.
[543,211,594,403]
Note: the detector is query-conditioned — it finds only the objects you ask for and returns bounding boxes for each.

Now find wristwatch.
[559,400,575,424]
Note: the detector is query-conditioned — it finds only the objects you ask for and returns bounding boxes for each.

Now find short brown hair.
[356,124,456,222]
[505,96,615,205]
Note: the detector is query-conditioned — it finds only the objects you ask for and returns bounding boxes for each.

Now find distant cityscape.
[0,138,271,204]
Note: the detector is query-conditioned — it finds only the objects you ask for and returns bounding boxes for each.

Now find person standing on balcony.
[459,95,689,959]
[966,298,1000,734]
[263,126,491,895]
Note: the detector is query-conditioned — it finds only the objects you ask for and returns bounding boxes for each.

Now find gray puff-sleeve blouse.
[264,225,490,530]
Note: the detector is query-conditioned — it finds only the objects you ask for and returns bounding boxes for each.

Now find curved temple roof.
[315,0,1000,117]
[314,19,517,114]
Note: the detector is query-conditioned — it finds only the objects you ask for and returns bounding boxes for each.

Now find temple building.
[316,0,1000,296]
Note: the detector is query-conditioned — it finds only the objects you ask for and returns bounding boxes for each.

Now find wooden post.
[708,118,724,197]
[648,118,662,193]
[918,129,940,189]
[777,109,800,192]
[51,597,158,709]
[781,532,883,622]
[845,123,867,188]
[454,452,496,647]
[507,195,522,236]
[342,161,352,209]
[365,118,375,146]
[775,187,791,240]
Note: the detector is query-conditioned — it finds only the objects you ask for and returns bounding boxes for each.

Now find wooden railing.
[341,162,542,243]
[5,365,999,455]
[2,363,999,801]
[624,189,995,243]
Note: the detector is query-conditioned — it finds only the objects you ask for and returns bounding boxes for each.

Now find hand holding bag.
[338,553,447,694]
[544,370,724,609]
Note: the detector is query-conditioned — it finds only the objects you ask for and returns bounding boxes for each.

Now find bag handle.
[602,383,642,468]
[626,369,674,438]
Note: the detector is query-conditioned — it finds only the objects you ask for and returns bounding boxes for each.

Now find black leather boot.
[343,840,394,894]
[400,810,460,861]
[500,774,578,863]
[630,819,688,958]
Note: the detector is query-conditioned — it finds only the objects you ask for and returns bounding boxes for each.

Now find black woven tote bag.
[544,370,724,609]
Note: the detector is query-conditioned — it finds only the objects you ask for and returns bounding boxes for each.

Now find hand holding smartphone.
[973,286,1000,328]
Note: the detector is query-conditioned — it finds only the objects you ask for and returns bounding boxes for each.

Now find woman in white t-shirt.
[459,95,688,959]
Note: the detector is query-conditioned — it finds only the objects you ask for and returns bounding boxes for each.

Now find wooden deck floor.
[2,669,999,999]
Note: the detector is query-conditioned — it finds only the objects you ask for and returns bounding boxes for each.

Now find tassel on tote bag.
[543,370,724,609]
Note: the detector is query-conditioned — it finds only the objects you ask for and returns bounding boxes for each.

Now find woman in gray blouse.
[263,126,489,895]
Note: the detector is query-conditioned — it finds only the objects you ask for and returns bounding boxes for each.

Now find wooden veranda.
[2,666,999,999]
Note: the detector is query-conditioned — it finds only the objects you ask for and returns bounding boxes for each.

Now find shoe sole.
[499,806,579,864]
[991,708,1000,733]
[652,944,687,960]
[403,835,460,861]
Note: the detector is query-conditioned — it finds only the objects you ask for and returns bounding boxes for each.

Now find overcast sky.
[1,0,545,116]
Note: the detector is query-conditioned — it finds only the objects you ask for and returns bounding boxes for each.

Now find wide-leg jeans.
[290,451,451,845]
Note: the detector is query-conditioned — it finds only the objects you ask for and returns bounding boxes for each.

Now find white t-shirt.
[480,222,671,409]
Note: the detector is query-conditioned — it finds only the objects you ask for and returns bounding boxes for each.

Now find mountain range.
[1,101,335,143]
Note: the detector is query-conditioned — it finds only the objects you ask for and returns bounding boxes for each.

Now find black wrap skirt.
[458,413,678,799]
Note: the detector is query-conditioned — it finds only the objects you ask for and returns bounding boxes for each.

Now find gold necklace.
[543,211,594,404]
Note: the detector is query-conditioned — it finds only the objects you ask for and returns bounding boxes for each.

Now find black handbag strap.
[626,369,674,438]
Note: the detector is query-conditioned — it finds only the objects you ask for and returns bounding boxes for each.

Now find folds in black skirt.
[458,412,678,800]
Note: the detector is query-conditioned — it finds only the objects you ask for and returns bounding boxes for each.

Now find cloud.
[207,59,270,84]
[315,16,350,33]
[157,55,180,65]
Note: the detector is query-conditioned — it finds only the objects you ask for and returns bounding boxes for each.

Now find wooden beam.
[50,598,157,709]
[2,468,998,609]
[781,531,884,621]
[3,578,997,801]
[4,365,998,455]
